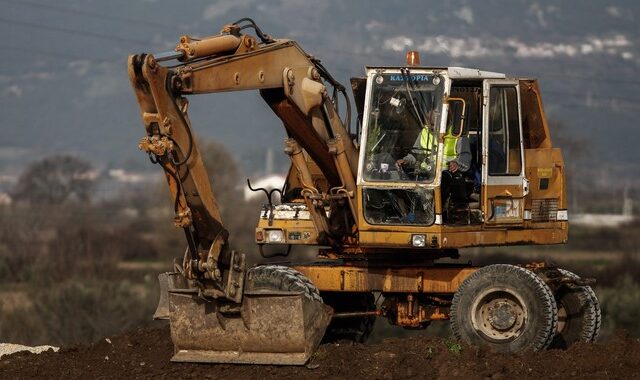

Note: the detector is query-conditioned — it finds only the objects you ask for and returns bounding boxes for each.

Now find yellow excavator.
[128,18,600,365]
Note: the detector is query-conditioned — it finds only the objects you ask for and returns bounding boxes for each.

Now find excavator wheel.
[549,269,601,349]
[451,264,558,352]
[321,292,377,343]
[247,265,323,302]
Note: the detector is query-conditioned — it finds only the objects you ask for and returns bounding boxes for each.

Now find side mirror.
[446,97,466,137]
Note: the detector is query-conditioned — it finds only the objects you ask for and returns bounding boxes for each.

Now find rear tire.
[321,292,376,343]
[246,265,322,302]
[451,264,558,352]
[549,269,601,348]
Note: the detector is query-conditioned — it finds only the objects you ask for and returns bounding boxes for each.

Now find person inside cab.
[396,108,472,213]
[440,123,472,213]
[396,126,435,171]
[396,110,437,180]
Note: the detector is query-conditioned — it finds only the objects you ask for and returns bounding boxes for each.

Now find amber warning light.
[406,50,421,66]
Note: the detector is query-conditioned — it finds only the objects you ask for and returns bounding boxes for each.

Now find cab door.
[481,80,528,226]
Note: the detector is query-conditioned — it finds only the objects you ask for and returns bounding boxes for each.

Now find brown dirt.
[1,325,638,380]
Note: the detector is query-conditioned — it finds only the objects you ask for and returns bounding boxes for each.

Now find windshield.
[363,71,444,183]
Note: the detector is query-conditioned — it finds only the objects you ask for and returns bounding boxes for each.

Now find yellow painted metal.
[255,219,318,245]
[175,34,243,61]
[357,225,567,248]
[525,148,566,209]
[440,224,567,247]
[283,139,330,236]
[293,265,477,294]
[328,136,358,221]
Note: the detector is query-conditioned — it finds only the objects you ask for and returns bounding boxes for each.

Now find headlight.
[412,234,426,247]
[265,229,285,243]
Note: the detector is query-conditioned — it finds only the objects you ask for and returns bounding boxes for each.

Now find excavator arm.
[127,19,358,302]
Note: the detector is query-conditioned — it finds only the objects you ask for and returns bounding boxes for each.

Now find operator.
[396,126,435,172]
[440,124,472,212]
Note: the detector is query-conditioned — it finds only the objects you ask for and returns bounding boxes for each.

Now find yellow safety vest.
[443,131,458,164]
[419,128,435,150]
[418,128,435,170]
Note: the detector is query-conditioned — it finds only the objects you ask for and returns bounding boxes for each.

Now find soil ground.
[1,325,638,379]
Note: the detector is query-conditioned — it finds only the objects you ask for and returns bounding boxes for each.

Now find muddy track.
[1,325,638,379]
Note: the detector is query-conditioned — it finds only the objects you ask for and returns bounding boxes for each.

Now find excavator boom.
[127,19,356,364]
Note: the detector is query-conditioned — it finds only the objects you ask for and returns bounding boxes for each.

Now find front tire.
[246,265,322,302]
[451,264,558,352]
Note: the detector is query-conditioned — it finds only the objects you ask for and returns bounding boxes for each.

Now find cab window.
[488,86,522,175]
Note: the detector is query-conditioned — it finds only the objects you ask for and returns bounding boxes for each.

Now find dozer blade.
[165,272,333,365]
[153,273,170,320]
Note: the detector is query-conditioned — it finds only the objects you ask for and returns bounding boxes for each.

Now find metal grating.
[531,198,559,222]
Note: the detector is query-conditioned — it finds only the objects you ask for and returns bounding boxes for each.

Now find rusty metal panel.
[183,41,306,93]
[524,148,565,208]
[519,79,552,149]
[531,198,560,222]
[128,55,227,244]
[439,226,567,248]
[356,224,567,249]
[294,265,476,294]
[350,77,367,123]
[166,273,332,365]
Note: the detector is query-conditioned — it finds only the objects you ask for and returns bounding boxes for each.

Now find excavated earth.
[1,325,638,379]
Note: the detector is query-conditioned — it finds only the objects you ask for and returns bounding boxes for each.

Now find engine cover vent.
[531,198,559,222]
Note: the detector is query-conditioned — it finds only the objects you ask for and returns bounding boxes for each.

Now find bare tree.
[199,139,241,199]
[199,140,265,253]
[12,155,97,204]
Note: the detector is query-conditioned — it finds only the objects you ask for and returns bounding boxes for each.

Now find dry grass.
[2,200,639,345]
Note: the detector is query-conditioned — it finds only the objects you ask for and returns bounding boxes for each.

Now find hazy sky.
[0,0,638,176]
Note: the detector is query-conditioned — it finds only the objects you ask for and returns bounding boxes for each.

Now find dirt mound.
[1,325,638,379]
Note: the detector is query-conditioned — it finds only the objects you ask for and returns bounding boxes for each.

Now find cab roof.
[365,66,506,79]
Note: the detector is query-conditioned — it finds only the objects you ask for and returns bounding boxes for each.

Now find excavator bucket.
[159,272,333,365]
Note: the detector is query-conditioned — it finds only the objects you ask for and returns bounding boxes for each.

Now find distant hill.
[0,0,638,175]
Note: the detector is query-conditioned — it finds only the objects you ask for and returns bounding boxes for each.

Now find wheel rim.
[471,287,528,342]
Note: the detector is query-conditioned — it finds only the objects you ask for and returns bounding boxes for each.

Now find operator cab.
[354,65,528,228]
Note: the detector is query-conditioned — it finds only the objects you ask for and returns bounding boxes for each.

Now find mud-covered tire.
[321,292,376,343]
[451,264,558,352]
[549,269,601,348]
[246,265,322,302]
